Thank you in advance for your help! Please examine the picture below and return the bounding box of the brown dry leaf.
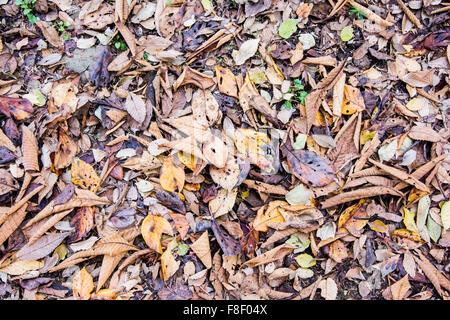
[116,21,137,56]
[215,66,238,98]
[209,188,237,218]
[140,214,173,254]
[190,231,212,269]
[302,56,337,66]
[17,232,70,261]
[173,67,215,91]
[160,156,185,193]
[167,212,189,240]
[400,69,434,87]
[161,238,180,281]
[21,125,39,172]
[283,145,337,187]
[368,159,430,192]
[24,188,110,228]
[318,277,338,300]
[35,20,63,49]
[332,72,346,117]
[243,243,296,267]
[342,85,365,115]
[390,275,411,300]
[0,96,34,120]
[238,73,278,125]
[0,259,44,276]
[413,250,450,298]
[71,158,101,192]
[72,267,94,300]
[408,125,444,143]
[0,205,27,246]
[210,156,241,191]
[107,49,132,72]
[54,129,78,169]
[304,89,325,133]
[82,4,115,30]
[321,187,404,209]
[125,92,146,124]
[70,207,95,242]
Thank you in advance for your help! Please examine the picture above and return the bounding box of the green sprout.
[15,0,39,24]
[282,79,308,110]
[52,20,71,32]
[349,5,366,20]
[112,34,127,51]
[143,52,150,62]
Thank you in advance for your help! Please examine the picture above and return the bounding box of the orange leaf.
[328,239,348,263]
[167,212,190,240]
[70,207,95,242]
[71,158,100,192]
[215,66,238,98]
[160,156,185,192]
[342,85,365,115]
[141,214,173,254]
[161,238,180,281]
[253,201,286,232]
[72,267,94,300]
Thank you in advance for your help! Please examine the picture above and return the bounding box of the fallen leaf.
[72,267,94,300]
[160,156,185,193]
[71,158,101,192]
[140,214,173,254]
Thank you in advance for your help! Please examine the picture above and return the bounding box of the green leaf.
[295,253,316,268]
[278,19,300,39]
[284,100,292,110]
[441,200,450,230]
[287,234,310,253]
[201,0,213,11]
[293,133,307,150]
[177,242,189,256]
[340,26,354,42]
[427,216,441,243]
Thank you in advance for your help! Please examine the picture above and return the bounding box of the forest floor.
[0,0,449,300]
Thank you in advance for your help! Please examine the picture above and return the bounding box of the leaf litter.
[0,0,449,301]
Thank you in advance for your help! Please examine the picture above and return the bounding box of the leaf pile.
[0,0,449,301]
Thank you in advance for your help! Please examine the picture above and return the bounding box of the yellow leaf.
[0,259,44,275]
[368,220,389,233]
[295,253,316,268]
[392,229,423,242]
[161,238,180,281]
[406,97,425,111]
[342,85,365,115]
[253,200,286,232]
[234,128,273,169]
[402,207,419,233]
[91,289,118,300]
[178,151,200,171]
[441,200,450,230]
[72,267,94,300]
[71,158,100,192]
[141,214,173,254]
[328,240,348,263]
[160,156,185,192]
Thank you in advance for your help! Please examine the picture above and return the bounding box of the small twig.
[431,6,450,15]
[395,0,422,28]
[348,0,394,27]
